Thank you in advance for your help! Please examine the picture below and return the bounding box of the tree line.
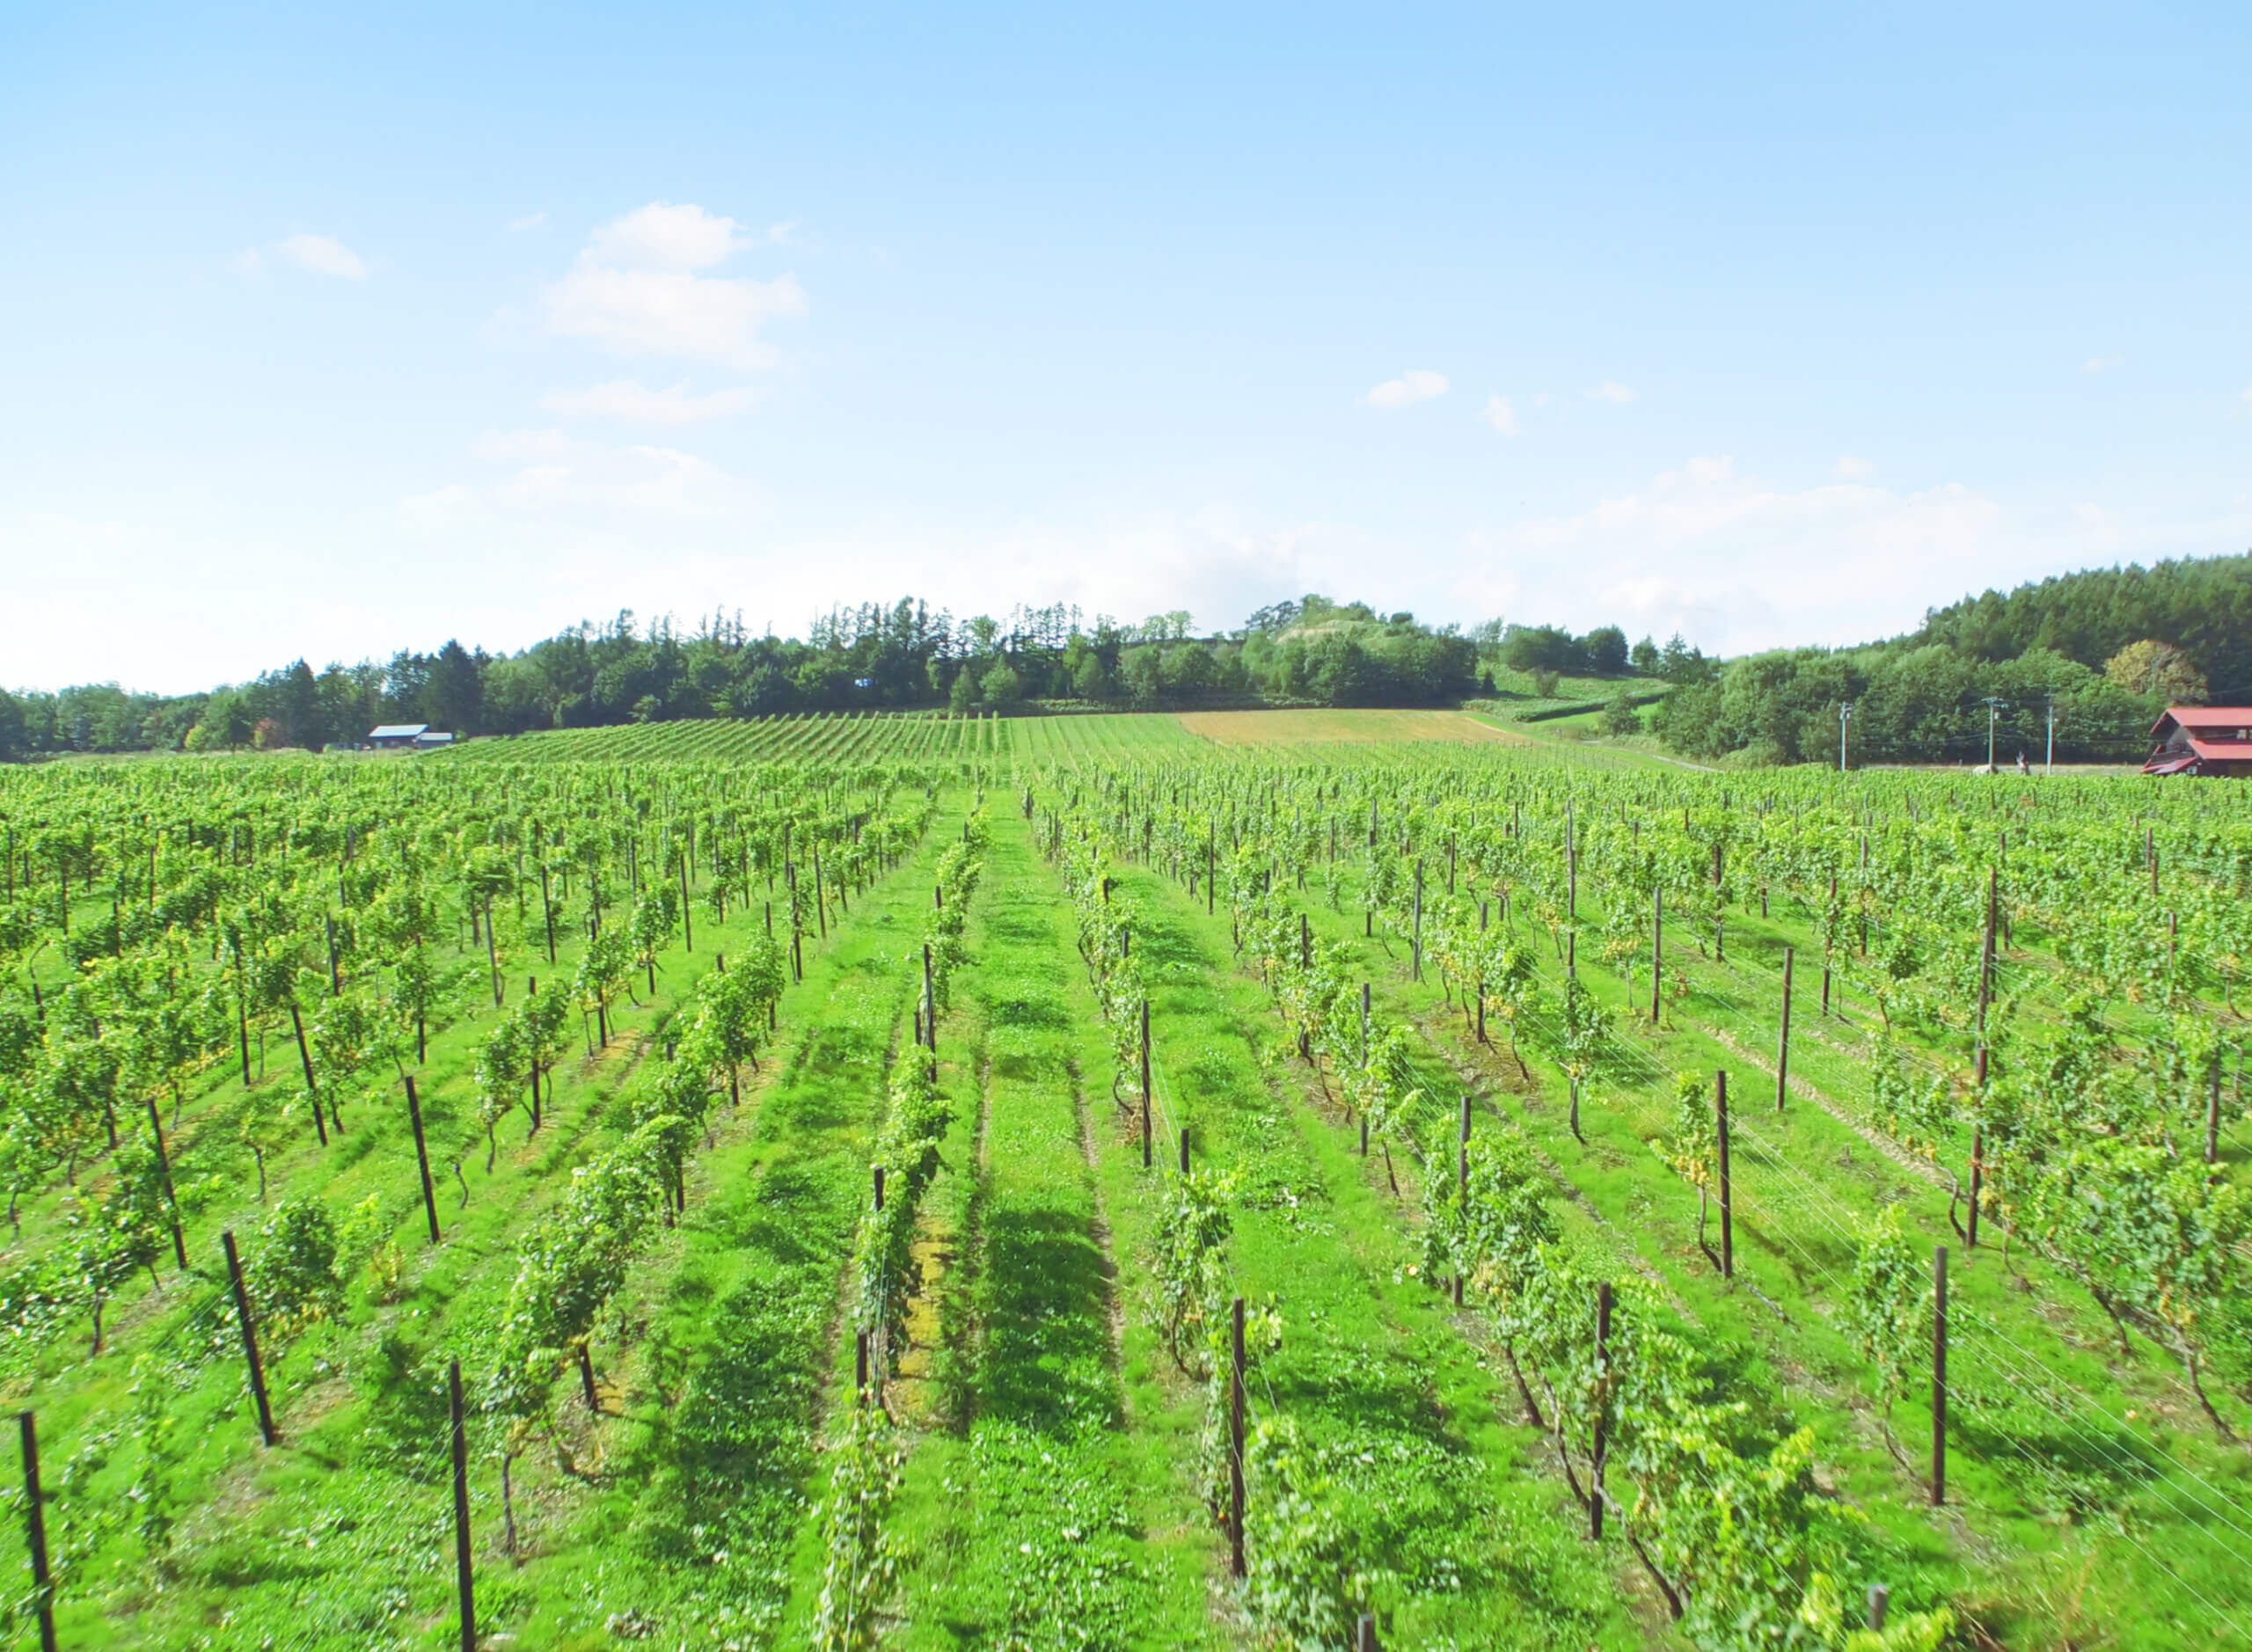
[7,596,1644,757]
[1645,552,2252,764]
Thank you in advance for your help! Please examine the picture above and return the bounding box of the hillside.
[1649,552,2252,766]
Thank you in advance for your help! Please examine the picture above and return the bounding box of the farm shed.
[2142,706,2252,776]
[367,723,428,749]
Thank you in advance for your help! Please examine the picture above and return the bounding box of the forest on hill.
[0,598,1669,758]
[1649,552,2252,764]
[4,553,2245,765]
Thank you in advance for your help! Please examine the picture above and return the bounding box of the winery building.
[2143,707,2252,777]
[366,724,456,751]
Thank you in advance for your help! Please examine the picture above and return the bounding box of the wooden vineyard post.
[922,945,936,1049]
[1970,868,1996,1247]
[540,863,556,963]
[1357,1614,1378,1652]
[223,1231,277,1445]
[1229,1297,1247,1579]
[1776,946,1794,1112]
[1455,1095,1471,1306]
[1931,1246,1948,1507]
[1179,1127,1190,1174]
[1590,1281,1613,1539]
[1476,902,1489,1042]
[144,1098,188,1269]
[813,851,826,940]
[1650,889,1663,1023]
[1967,1129,1983,1250]
[326,913,342,997]
[856,1334,869,1407]
[290,1001,328,1146]
[1716,1072,1733,1279]
[1412,860,1423,981]
[2208,1060,2223,1167]
[1360,983,1370,1070]
[679,858,692,953]
[484,893,501,1007]
[1207,826,1215,916]
[1867,1585,1890,1631]
[406,1078,442,1243]
[1140,999,1153,1169]
[18,1410,55,1652]
[1567,799,1576,922]
[450,1358,476,1652]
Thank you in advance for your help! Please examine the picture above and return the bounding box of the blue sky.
[4,2,2248,692]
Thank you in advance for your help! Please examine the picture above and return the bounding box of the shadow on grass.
[977,1203,1122,1435]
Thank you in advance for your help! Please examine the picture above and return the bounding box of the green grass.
[881,816,1218,1648]
[1285,846,2252,1648]
[9,807,958,1649]
[1090,841,1649,1648]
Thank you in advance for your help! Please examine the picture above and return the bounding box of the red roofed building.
[2143,707,2252,776]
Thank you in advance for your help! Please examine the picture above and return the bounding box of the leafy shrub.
[249,1196,344,1337]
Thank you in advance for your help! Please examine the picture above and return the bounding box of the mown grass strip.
[883,814,1217,1648]
[1087,837,1645,1648]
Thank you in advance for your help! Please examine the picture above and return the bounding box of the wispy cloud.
[1585,381,1637,404]
[404,429,749,522]
[1479,395,1517,436]
[230,232,368,280]
[508,211,548,232]
[2082,355,2122,374]
[540,379,755,425]
[1834,456,1875,479]
[1364,369,1447,411]
[540,201,806,369]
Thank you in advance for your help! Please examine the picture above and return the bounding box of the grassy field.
[5,720,2247,1649]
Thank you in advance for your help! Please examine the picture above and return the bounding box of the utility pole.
[1838,701,1854,773]
[1979,697,2008,772]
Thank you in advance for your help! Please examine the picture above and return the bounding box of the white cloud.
[2082,355,2122,374]
[2241,383,2252,406]
[586,201,746,270]
[1452,454,2066,653]
[404,431,749,523]
[1585,381,1637,404]
[277,234,367,279]
[540,379,756,425]
[470,428,575,462]
[1479,395,1517,436]
[541,201,806,369]
[1365,369,1447,410]
[1833,456,1875,479]
[508,211,548,231]
[231,235,367,279]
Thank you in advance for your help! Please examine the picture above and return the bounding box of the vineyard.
[0,720,2248,1648]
